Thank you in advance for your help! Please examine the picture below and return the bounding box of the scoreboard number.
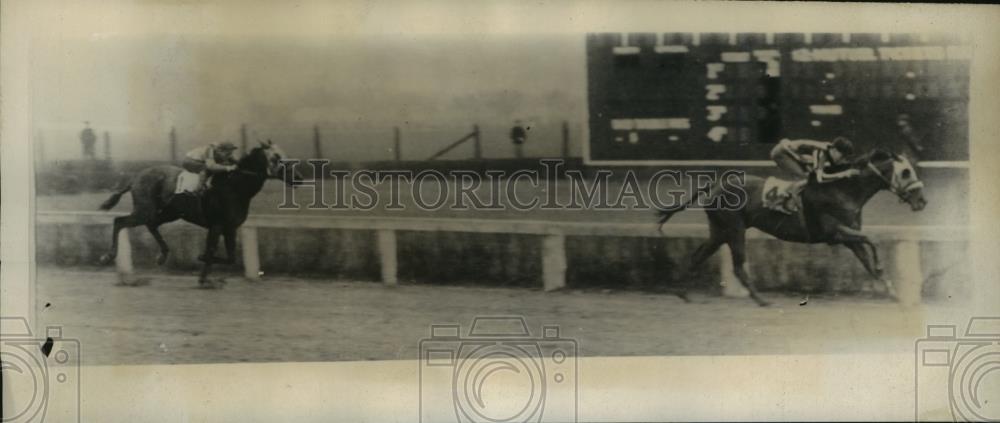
[706,106,728,122]
[705,84,727,100]
[706,63,725,79]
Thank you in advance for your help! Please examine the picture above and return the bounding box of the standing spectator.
[896,113,925,159]
[510,120,527,159]
[80,121,97,159]
[103,131,111,161]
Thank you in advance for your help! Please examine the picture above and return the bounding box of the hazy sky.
[26,1,993,161]
[32,31,587,161]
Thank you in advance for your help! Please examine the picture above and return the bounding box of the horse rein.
[866,161,924,201]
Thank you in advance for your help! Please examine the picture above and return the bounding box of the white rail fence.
[36,211,967,305]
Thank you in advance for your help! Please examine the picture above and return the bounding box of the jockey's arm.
[204,149,236,172]
[815,165,860,183]
[783,138,828,152]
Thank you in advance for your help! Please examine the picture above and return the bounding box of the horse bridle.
[866,159,924,201]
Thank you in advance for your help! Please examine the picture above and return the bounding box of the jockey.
[182,142,239,193]
[171,142,238,221]
[769,136,859,210]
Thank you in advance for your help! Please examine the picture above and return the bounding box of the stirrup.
[784,196,800,213]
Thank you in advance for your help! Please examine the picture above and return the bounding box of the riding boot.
[784,180,807,213]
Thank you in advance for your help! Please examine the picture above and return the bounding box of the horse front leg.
[838,229,895,299]
[844,241,882,279]
[198,225,225,289]
[833,224,882,270]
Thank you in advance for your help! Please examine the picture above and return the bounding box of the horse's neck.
[229,171,268,205]
[827,172,885,208]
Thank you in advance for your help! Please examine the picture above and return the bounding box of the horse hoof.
[881,280,898,300]
[116,276,150,287]
[98,254,115,266]
[198,254,225,264]
[756,299,772,307]
[197,281,222,290]
[157,252,170,266]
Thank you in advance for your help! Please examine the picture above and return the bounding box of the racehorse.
[657,150,927,306]
[97,140,303,288]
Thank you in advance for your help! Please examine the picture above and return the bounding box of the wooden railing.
[36,211,967,305]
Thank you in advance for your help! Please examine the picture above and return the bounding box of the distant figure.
[80,122,97,159]
[510,120,527,159]
[103,131,111,161]
[896,113,925,159]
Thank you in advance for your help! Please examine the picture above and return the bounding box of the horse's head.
[866,149,926,211]
[242,140,305,187]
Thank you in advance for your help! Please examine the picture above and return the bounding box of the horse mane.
[237,146,268,170]
[850,148,896,168]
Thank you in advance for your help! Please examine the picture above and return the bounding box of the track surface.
[38,268,949,366]
[35,172,967,365]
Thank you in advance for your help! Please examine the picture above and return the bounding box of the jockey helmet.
[831,137,854,156]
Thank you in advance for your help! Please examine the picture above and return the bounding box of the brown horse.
[657,150,927,306]
[97,141,302,288]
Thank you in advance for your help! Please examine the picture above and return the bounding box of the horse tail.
[656,207,683,234]
[99,183,131,211]
[656,184,712,234]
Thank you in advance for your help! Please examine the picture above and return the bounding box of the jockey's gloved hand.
[226,165,237,172]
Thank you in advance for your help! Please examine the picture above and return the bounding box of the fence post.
[313,125,323,159]
[116,228,134,284]
[169,126,178,162]
[718,244,750,297]
[542,234,567,291]
[394,126,402,162]
[561,121,570,159]
[894,239,923,306]
[241,226,260,280]
[377,229,398,285]
[240,123,248,153]
[472,124,482,159]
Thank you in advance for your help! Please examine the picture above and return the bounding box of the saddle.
[175,171,202,194]
[762,177,801,215]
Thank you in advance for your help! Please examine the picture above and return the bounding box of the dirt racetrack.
[37,268,954,366]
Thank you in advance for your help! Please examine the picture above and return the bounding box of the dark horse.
[97,141,302,288]
[657,150,927,306]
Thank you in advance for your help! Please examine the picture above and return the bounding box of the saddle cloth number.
[175,171,201,194]
[762,177,795,210]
